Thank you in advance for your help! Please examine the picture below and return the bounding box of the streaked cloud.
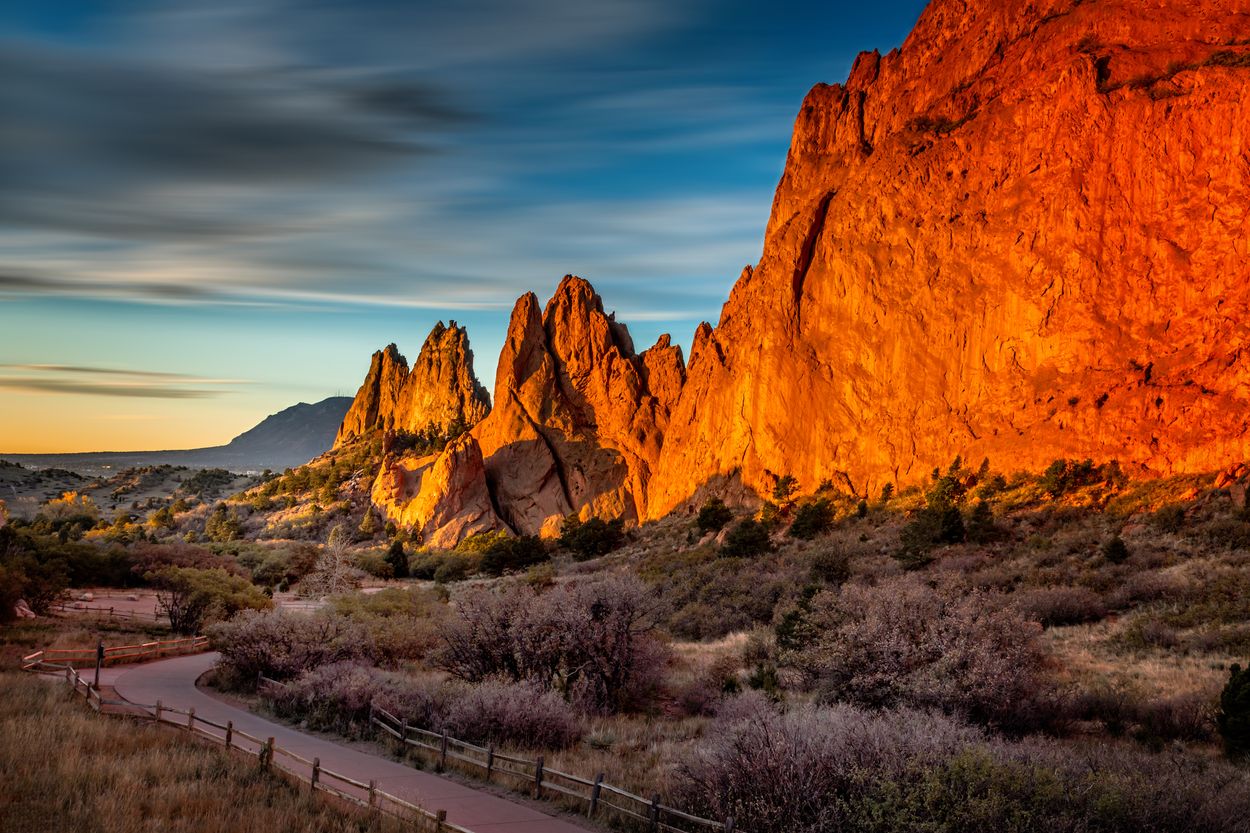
[0,363,248,399]
[0,0,930,451]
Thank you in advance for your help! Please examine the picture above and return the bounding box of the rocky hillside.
[335,321,491,447]
[648,0,1250,515]
[356,0,1250,544]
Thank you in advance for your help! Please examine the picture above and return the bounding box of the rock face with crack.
[647,0,1250,515]
[470,276,684,536]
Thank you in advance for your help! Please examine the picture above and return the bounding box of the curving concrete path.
[104,653,592,833]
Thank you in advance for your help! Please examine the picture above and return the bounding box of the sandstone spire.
[466,276,684,537]
[334,321,490,448]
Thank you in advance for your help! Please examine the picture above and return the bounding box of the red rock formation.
[370,434,507,548]
[335,344,407,447]
[647,0,1250,515]
[471,276,684,536]
[335,321,490,448]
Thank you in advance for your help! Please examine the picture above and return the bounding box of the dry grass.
[0,671,408,833]
[1045,618,1234,697]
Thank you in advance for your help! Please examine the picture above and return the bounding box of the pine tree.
[385,538,409,579]
[1218,663,1250,758]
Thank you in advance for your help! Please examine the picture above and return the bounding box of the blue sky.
[0,0,927,452]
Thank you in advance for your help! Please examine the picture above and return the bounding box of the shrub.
[789,498,834,539]
[558,515,625,560]
[479,534,548,576]
[1013,586,1107,627]
[354,549,394,579]
[796,576,1048,727]
[0,563,26,622]
[129,541,240,577]
[331,587,444,662]
[148,566,271,634]
[1039,458,1101,497]
[897,504,964,566]
[809,544,850,586]
[721,519,771,557]
[433,552,479,583]
[209,609,378,688]
[772,475,798,503]
[444,679,581,749]
[437,575,667,714]
[1151,504,1187,534]
[1133,690,1216,744]
[696,498,733,535]
[204,505,243,542]
[645,548,806,640]
[0,551,69,613]
[1219,663,1250,758]
[455,531,511,555]
[269,661,391,737]
[675,695,984,833]
[676,694,1250,833]
[1102,535,1130,564]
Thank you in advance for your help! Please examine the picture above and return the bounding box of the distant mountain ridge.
[1,397,352,474]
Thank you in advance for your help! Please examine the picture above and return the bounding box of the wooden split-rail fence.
[35,663,475,833]
[365,700,737,833]
[22,635,209,671]
[51,601,167,623]
[258,673,737,833]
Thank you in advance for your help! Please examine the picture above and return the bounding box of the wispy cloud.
[0,364,248,399]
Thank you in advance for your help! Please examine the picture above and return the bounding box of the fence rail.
[22,636,210,671]
[32,663,475,833]
[51,602,167,623]
[367,704,735,833]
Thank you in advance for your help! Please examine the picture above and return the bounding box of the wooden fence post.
[486,744,494,779]
[311,757,320,793]
[435,809,447,832]
[187,707,195,730]
[439,730,448,770]
[589,773,604,817]
[649,793,660,832]
[154,700,162,723]
[225,720,233,749]
[534,755,544,799]
[368,779,376,809]
[724,816,735,833]
[261,737,274,770]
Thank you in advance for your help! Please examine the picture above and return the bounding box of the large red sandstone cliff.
[647,0,1250,515]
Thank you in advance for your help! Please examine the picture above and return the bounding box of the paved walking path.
[104,653,592,833]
